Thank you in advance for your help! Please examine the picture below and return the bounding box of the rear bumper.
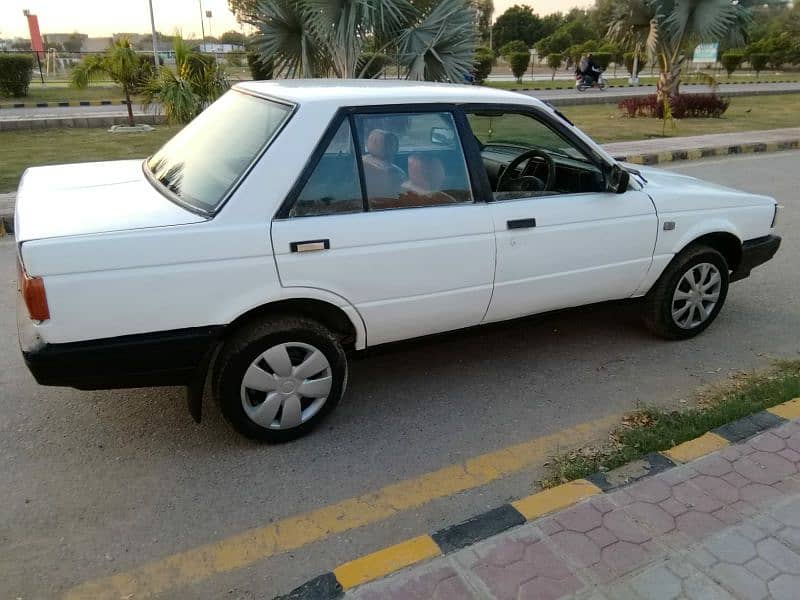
[731,234,781,282]
[20,322,223,390]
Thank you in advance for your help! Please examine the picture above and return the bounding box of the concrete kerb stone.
[276,398,800,599]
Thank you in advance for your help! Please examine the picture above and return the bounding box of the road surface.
[0,152,797,599]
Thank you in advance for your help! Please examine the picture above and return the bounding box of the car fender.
[221,285,368,351]
[663,217,742,257]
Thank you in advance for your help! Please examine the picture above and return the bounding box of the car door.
[462,106,658,323]
[271,109,495,347]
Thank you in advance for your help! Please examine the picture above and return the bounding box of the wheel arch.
[225,295,366,352]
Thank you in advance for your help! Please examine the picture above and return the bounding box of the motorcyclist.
[576,53,601,85]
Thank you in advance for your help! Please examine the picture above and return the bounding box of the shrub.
[499,40,528,59]
[591,52,612,71]
[749,53,769,77]
[546,53,563,80]
[618,94,729,119]
[720,50,745,78]
[357,52,390,79]
[0,53,34,97]
[226,53,244,68]
[623,52,647,76]
[508,51,530,83]
[246,50,273,80]
[472,47,494,84]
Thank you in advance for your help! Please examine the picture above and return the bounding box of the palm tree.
[71,37,152,126]
[143,37,229,125]
[608,0,750,103]
[244,0,478,82]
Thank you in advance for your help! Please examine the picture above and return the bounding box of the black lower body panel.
[23,326,224,390]
[731,234,781,282]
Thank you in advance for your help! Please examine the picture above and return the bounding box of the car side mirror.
[608,164,629,194]
[431,126,455,146]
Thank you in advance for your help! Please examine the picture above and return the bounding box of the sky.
[1,0,594,39]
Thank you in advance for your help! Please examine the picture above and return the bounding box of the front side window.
[147,90,292,214]
[466,110,604,201]
[353,112,474,211]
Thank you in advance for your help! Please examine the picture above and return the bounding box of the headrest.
[366,129,399,160]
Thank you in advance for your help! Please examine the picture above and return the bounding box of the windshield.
[146,90,292,214]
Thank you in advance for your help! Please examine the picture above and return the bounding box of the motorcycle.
[576,70,606,92]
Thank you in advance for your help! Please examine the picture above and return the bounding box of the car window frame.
[458,102,614,202]
[276,103,485,220]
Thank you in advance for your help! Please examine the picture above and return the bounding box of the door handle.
[507,218,537,230]
[290,239,330,253]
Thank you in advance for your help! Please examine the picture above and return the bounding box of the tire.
[643,245,730,340]
[212,316,348,442]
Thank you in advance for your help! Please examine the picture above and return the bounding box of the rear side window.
[289,120,364,218]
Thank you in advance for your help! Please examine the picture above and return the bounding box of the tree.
[63,33,84,53]
[546,52,563,80]
[144,37,229,125]
[624,51,648,76]
[748,52,769,77]
[720,50,745,77]
[245,0,479,82]
[499,40,528,58]
[492,5,543,51]
[608,0,751,104]
[472,46,494,84]
[472,0,494,44]
[70,37,151,126]
[220,30,247,46]
[508,51,530,82]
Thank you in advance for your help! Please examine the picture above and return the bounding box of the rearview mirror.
[431,126,455,146]
[608,164,630,194]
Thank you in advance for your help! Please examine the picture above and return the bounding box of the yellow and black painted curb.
[506,79,800,92]
[0,100,131,109]
[278,398,800,600]
[615,138,800,166]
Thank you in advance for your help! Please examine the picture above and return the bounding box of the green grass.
[1,85,130,104]
[560,94,800,143]
[0,127,180,193]
[540,360,800,488]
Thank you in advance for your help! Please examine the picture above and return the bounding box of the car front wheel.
[644,245,730,340]
[213,317,347,442]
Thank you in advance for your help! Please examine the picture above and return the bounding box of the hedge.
[0,53,34,97]
[619,93,730,119]
[509,51,530,82]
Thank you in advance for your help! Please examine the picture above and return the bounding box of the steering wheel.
[496,149,555,194]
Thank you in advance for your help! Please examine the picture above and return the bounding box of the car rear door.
[271,108,495,347]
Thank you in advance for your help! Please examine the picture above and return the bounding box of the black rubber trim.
[23,326,224,390]
[275,572,343,600]
[432,504,525,554]
[731,234,781,282]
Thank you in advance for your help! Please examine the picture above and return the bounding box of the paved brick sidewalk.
[346,419,800,600]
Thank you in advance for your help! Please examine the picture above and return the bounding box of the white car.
[15,80,781,442]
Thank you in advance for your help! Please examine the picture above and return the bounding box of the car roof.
[234,79,545,109]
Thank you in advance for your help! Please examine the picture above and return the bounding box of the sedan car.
[15,80,781,442]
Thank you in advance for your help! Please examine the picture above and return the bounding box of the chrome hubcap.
[240,342,332,430]
[671,262,722,329]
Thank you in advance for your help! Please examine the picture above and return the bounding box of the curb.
[0,100,131,109]
[278,397,800,599]
[614,138,800,166]
[504,80,799,93]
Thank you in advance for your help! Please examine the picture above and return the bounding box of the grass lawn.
[560,94,800,143]
[0,126,180,193]
[1,86,131,104]
[540,360,800,488]
[1,94,798,193]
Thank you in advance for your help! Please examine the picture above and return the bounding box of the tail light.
[17,254,50,321]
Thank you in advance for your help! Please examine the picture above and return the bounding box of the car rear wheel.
[213,317,347,442]
[644,245,730,340]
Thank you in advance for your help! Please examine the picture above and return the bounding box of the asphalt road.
[1,82,799,120]
[1,152,798,599]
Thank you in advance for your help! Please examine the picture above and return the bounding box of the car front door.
[271,108,495,347]
[463,106,658,323]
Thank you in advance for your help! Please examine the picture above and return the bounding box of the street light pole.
[147,0,158,66]
[198,0,207,51]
